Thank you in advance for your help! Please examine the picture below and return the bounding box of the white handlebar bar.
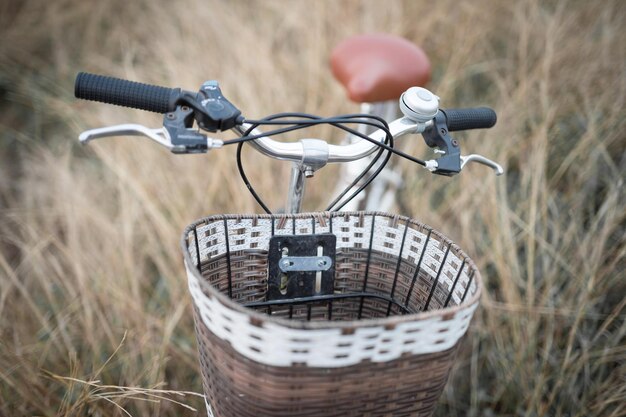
[234,117,428,164]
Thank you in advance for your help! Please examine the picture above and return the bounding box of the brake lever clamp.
[421,112,462,176]
[163,105,223,154]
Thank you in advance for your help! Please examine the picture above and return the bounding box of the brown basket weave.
[181,212,481,417]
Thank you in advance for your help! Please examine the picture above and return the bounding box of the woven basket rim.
[180,211,482,331]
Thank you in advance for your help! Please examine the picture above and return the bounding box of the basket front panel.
[186,261,476,367]
[193,302,461,417]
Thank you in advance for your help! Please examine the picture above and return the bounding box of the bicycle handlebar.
[235,117,423,164]
[75,72,185,114]
[74,72,502,175]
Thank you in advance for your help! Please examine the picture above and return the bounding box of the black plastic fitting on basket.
[74,72,183,114]
[442,107,497,131]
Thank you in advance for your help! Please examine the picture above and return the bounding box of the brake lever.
[78,106,224,154]
[79,124,172,147]
[424,153,503,176]
[460,154,503,175]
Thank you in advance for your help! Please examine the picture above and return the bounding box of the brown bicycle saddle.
[331,33,431,103]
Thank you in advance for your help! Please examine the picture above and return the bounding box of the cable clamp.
[299,138,329,177]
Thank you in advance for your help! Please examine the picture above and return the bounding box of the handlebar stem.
[286,163,307,213]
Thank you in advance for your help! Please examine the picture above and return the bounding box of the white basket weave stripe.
[196,220,227,261]
[440,252,462,289]
[422,239,447,277]
[371,218,407,255]
[187,261,477,368]
[333,214,373,249]
[451,261,471,306]
[193,216,454,268]
[226,219,255,252]
[401,225,429,264]
[294,217,314,235]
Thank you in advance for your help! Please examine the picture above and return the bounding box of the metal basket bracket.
[267,234,336,300]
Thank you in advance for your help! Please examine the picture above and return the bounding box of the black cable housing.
[232,113,398,213]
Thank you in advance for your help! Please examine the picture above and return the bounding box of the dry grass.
[0,0,624,416]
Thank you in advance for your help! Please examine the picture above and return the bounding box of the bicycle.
[74,34,503,417]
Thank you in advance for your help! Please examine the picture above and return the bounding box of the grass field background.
[0,0,624,416]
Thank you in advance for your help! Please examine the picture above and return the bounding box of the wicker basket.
[181,212,481,417]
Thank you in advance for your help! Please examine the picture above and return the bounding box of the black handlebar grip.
[74,72,182,114]
[442,107,497,131]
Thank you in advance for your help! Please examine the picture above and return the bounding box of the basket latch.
[267,234,336,300]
